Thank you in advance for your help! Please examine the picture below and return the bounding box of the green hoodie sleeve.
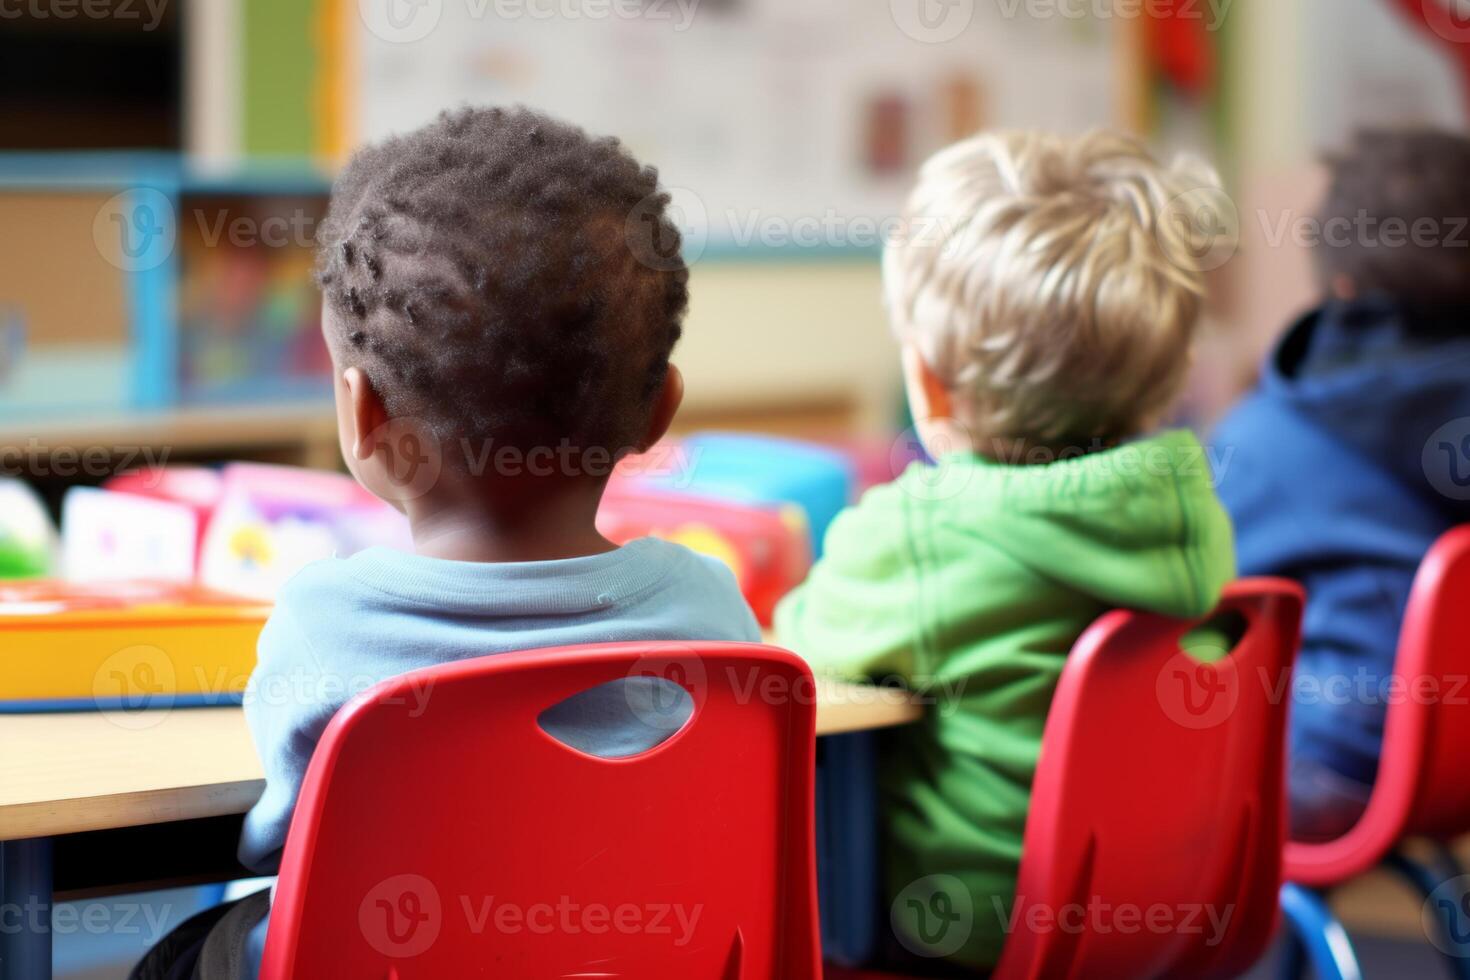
[774,482,926,684]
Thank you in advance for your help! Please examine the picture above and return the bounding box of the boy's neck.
[402,477,617,563]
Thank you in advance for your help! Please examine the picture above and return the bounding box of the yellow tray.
[0,580,269,711]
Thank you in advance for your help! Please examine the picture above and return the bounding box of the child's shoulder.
[621,537,761,640]
[812,476,922,575]
[635,536,746,598]
[273,551,367,608]
[257,554,376,651]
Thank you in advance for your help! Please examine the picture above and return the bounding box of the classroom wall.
[1302,0,1465,150]
[1220,0,1467,409]
[1233,0,1464,170]
[676,261,900,430]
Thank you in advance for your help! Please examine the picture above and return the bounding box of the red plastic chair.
[993,578,1300,979]
[1281,525,1470,977]
[260,642,822,979]
[828,579,1303,979]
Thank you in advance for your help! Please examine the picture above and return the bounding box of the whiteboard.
[357,0,1123,248]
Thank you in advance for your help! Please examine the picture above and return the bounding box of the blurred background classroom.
[0,0,1466,452]
[1,0,1464,474]
[1,1,1468,976]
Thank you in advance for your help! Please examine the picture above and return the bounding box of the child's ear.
[1330,274,1357,301]
[343,367,389,462]
[902,344,977,458]
[902,345,955,421]
[638,363,684,451]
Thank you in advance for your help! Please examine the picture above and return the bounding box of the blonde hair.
[884,129,1223,449]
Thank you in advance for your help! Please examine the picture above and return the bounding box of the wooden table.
[0,684,921,978]
[0,683,918,842]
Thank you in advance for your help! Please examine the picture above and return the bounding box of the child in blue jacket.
[1213,129,1470,841]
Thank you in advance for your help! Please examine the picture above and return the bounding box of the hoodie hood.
[906,429,1235,618]
[1260,296,1470,520]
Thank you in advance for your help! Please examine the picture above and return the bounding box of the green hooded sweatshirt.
[774,430,1235,969]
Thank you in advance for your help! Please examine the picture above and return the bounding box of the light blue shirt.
[238,537,760,872]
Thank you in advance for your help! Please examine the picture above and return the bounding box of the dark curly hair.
[317,105,689,457]
[1315,128,1470,311]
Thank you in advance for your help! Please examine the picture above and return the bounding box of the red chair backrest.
[1387,524,1470,836]
[260,642,821,979]
[994,580,1302,980]
[1285,525,1470,885]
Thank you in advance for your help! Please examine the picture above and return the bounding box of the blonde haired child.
[776,130,1236,971]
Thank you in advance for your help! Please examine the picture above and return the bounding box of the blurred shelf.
[0,399,887,485]
[0,400,340,469]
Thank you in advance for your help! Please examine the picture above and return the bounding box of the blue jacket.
[1212,297,1470,784]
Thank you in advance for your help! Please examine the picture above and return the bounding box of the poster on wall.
[354,0,1122,250]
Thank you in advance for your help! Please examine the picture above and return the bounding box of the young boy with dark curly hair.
[130,105,758,979]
